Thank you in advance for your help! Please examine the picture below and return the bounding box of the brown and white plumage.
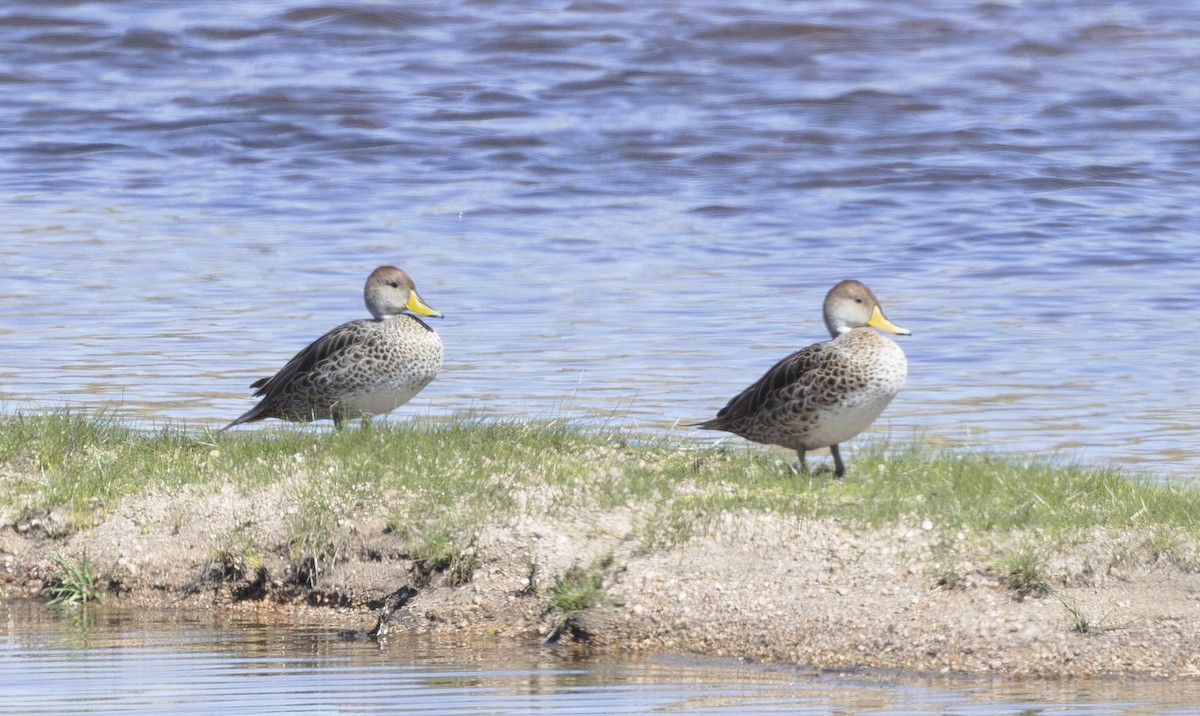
[695,279,910,478]
[223,266,443,430]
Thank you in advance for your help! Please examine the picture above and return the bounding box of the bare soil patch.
[4,484,1200,679]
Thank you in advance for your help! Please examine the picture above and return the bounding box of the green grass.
[997,543,1051,598]
[47,550,101,607]
[402,523,480,587]
[1051,590,1093,634]
[548,556,610,615]
[545,554,613,643]
[2,412,1199,558]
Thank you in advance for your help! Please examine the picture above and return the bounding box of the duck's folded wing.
[251,320,368,398]
[711,342,834,423]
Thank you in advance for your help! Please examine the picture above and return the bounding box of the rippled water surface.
[2,1,1200,473]
[1,602,1198,716]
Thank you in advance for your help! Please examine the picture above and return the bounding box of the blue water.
[2,602,1198,715]
[2,1,1199,473]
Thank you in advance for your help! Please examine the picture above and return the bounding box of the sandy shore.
[3,481,1199,679]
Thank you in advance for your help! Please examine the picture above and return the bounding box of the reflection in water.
[3,601,1200,715]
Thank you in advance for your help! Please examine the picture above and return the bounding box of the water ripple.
[1,0,1200,473]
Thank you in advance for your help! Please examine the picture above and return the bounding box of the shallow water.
[2,601,1199,715]
[2,1,1200,474]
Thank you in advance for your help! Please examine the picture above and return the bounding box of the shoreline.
[4,415,1200,680]
[4,491,1200,680]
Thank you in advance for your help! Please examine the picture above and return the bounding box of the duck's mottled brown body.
[696,279,909,477]
[224,266,443,429]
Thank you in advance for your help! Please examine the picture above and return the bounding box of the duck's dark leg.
[789,448,808,475]
[830,444,846,478]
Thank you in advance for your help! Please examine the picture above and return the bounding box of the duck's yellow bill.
[868,305,910,335]
[407,290,444,318]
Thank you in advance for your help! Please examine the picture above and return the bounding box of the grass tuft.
[47,550,101,607]
[1051,590,1093,634]
[997,545,1051,598]
[545,554,613,644]
[407,525,479,587]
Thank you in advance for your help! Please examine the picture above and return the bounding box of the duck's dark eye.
[389,281,400,288]
[855,298,864,303]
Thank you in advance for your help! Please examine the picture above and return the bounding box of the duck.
[694,279,909,478]
[223,265,443,430]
